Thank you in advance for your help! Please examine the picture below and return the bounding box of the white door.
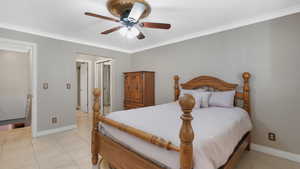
[103,64,111,107]
[80,63,88,112]
[97,62,103,113]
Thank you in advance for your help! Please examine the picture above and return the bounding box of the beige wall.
[131,13,300,154]
[0,28,131,132]
[0,50,30,121]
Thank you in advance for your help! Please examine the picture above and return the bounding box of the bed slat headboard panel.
[174,72,251,114]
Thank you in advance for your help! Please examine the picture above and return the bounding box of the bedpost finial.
[243,72,251,80]
[93,88,101,113]
[174,75,180,101]
[93,88,101,97]
[179,94,195,112]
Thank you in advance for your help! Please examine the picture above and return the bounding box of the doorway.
[76,61,90,113]
[95,59,113,114]
[0,50,31,130]
[0,38,37,137]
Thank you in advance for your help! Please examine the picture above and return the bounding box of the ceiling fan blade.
[128,2,146,21]
[140,22,171,29]
[101,26,123,34]
[137,32,145,40]
[85,12,119,23]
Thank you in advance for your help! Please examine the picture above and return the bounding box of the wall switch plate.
[66,83,71,89]
[268,132,276,141]
[43,83,48,89]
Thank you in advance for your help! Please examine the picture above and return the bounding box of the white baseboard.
[252,144,300,163]
[35,125,77,137]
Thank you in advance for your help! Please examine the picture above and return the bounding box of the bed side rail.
[98,115,180,152]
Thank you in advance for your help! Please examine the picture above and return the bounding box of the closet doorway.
[76,60,91,113]
[95,59,113,114]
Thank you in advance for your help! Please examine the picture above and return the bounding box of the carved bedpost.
[174,75,180,101]
[242,72,251,150]
[179,94,195,169]
[242,72,251,114]
[91,88,101,165]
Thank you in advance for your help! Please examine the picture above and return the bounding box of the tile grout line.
[0,137,3,162]
[31,137,41,169]
[56,129,84,169]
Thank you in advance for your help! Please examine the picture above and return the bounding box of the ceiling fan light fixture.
[119,26,140,39]
[85,0,170,40]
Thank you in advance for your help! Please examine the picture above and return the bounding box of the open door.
[103,64,111,108]
[80,62,88,112]
[95,60,112,114]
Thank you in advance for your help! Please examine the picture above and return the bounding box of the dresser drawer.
[124,103,146,110]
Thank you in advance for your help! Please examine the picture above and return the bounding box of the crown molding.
[130,5,300,53]
[0,23,132,54]
[0,5,299,54]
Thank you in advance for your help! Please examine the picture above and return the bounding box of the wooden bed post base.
[179,94,195,169]
[92,88,101,165]
[246,133,251,151]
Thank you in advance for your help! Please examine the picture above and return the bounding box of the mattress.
[100,102,252,169]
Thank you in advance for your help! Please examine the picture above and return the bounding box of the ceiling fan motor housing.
[120,10,138,27]
[106,0,151,20]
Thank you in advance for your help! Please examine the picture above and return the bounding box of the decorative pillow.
[198,92,211,108]
[209,90,236,108]
[180,89,202,109]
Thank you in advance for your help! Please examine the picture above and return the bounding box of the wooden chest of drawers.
[124,71,155,110]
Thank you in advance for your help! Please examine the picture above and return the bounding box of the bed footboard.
[91,88,196,169]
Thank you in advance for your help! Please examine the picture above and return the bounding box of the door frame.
[76,59,92,113]
[95,58,113,113]
[0,37,38,137]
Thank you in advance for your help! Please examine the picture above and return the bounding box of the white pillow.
[196,88,207,92]
[209,90,236,108]
[180,89,202,109]
[198,92,211,108]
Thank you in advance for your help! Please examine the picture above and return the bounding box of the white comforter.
[101,102,252,169]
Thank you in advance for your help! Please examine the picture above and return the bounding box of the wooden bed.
[91,72,251,169]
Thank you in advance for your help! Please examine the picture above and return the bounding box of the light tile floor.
[0,112,300,169]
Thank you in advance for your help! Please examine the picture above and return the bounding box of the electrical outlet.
[51,116,58,124]
[268,132,276,141]
[50,113,59,125]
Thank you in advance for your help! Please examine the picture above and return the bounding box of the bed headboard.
[174,72,251,114]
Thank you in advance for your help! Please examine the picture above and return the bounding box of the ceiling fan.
[85,0,171,40]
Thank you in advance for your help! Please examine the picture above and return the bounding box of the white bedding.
[101,102,252,169]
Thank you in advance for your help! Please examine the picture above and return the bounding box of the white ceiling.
[0,0,300,53]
